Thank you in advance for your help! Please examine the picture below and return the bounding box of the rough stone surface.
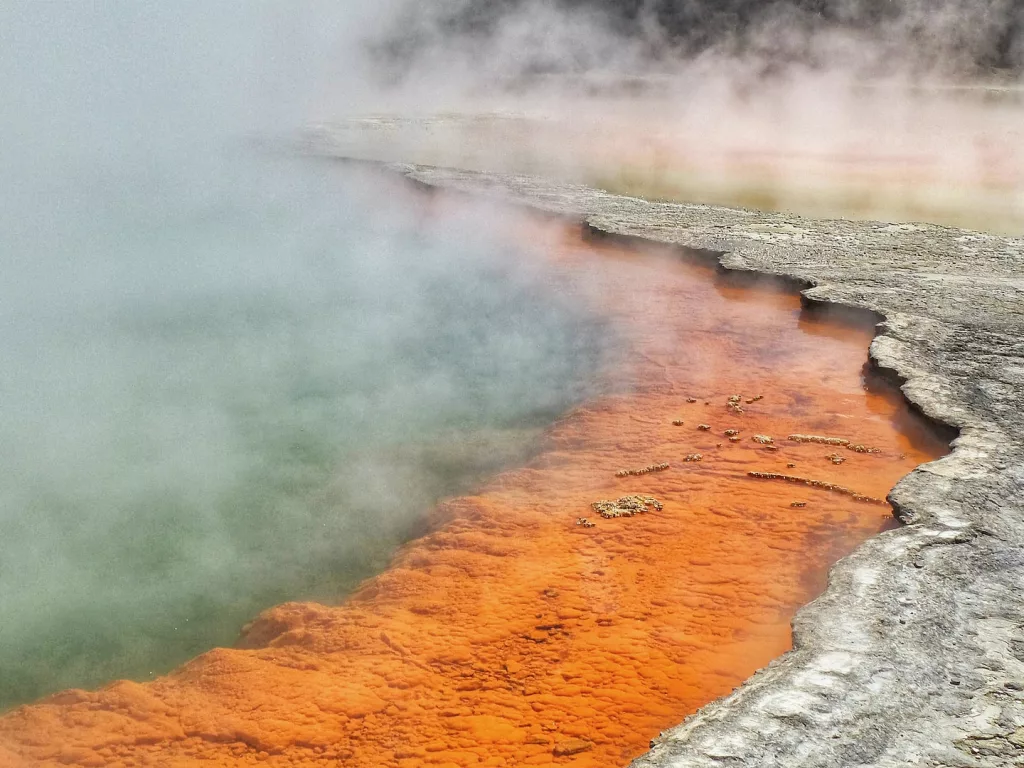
[378,162,1024,768]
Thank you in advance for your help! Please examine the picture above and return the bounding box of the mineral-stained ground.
[0,206,952,766]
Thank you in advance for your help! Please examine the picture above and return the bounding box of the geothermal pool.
[0,154,614,711]
[0,185,948,767]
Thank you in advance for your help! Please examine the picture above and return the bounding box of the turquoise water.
[0,150,613,709]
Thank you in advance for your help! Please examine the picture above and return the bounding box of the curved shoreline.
[378,161,1024,766]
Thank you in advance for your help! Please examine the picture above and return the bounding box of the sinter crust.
[388,163,1024,767]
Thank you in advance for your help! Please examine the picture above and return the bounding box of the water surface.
[0,153,613,709]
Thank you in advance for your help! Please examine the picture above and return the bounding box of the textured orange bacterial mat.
[0,222,948,768]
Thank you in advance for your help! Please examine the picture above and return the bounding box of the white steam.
[311,0,1024,234]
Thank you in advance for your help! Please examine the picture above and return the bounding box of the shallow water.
[0,154,614,710]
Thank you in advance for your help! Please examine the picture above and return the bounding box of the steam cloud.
[317,0,1024,235]
[372,0,1024,80]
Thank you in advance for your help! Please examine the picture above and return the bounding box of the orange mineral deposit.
[0,217,949,768]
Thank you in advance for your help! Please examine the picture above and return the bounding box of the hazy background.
[323,0,1024,234]
[372,0,1024,82]
[0,2,615,708]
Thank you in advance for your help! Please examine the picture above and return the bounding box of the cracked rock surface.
[381,163,1024,767]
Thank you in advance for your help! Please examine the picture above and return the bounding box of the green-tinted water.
[0,152,613,709]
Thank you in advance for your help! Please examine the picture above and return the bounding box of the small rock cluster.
[590,495,664,519]
[848,443,882,453]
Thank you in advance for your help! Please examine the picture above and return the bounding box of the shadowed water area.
[0,204,950,767]
[0,156,615,710]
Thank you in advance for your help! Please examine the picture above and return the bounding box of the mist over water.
[0,4,615,708]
